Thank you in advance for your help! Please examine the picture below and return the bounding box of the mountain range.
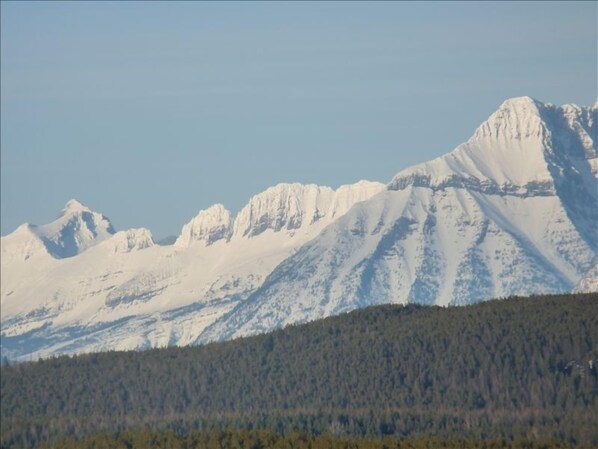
[1,96,597,360]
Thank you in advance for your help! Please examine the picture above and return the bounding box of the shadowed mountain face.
[1,97,597,360]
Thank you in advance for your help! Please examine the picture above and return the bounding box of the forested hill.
[1,293,597,448]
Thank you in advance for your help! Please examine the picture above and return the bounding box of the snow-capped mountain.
[197,97,597,342]
[1,97,596,360]
[1,181,385,359]
[1,199,115,263]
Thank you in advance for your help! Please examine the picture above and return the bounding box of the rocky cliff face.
[175,204,234,247]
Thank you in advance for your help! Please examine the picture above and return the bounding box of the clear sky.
[1,2,596,238]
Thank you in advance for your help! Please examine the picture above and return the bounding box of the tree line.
[40,427,589,449]
[1,293,597,448]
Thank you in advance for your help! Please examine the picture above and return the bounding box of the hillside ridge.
[2,293,597,448]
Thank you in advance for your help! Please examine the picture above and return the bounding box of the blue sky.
[1,1,596,238]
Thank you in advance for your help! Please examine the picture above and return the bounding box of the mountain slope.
[200,97,597,342]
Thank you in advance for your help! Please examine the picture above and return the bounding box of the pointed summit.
[60,199,91,217]
[498,96,543,111]
[472,96,548,143]
[389,97,565,191]
[38,200,115,258]
[2,200,116,261]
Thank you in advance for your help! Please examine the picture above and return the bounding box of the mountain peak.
[39,200,115,258]
[175,203,233,247]
[61,199,90,216]
[105,228,154,253]
[389,98,597,192]
[473,96,548,142]
[498,96,543,111]
[1,200,115,261]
